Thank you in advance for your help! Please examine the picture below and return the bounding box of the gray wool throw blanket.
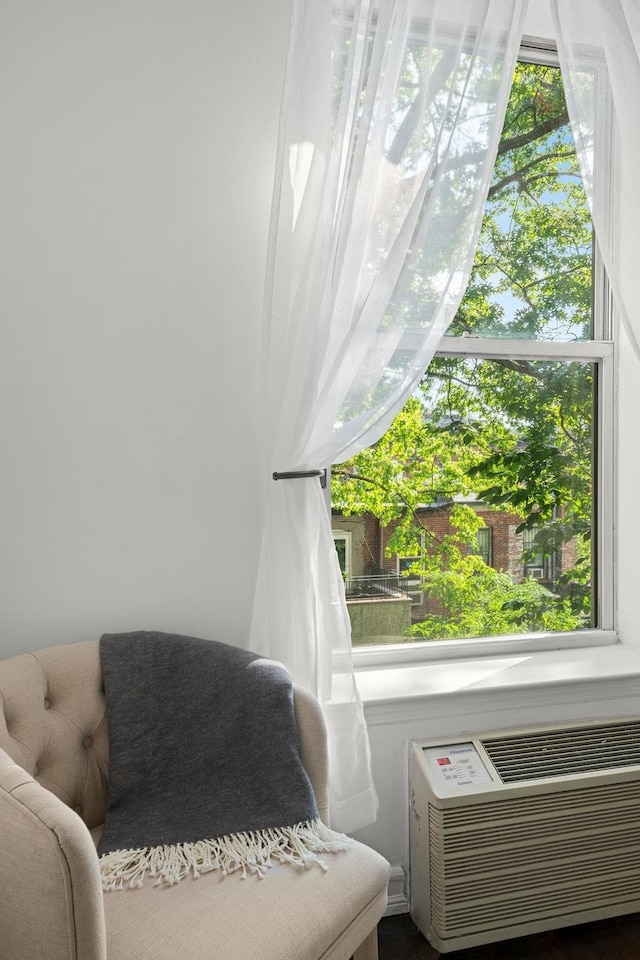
[97,630,349,890]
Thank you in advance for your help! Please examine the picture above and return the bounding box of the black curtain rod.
[272,469,324,480]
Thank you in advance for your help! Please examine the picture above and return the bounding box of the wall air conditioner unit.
[409,718,640,953]
[529,567,545,579]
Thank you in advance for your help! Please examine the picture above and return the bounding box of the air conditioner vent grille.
[482,720,640,782]
[427,778,640,937]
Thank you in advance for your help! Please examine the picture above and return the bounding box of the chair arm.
[293,685,330,825]
[0,747,106,960]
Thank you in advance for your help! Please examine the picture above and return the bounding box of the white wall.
[0,0,291,656]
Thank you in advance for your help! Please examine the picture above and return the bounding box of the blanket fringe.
[99,819,351,890]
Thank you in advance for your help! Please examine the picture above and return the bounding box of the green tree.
[333,62,593,641]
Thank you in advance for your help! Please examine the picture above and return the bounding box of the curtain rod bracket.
[273,469,327,487]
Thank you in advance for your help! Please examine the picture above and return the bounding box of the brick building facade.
[332,503,579,625]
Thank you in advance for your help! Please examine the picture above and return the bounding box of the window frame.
[396,531,427,605]
[333,530,353,578]
[348,38,618,668]
[351,338,616,667]
[473,525,493,569]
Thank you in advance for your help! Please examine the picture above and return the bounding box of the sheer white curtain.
[251,0,526,833]
[553,0,640,356]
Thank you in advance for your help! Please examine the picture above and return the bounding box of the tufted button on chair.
[0,641,389,960]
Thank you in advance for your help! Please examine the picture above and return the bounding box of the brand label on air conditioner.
[423,742,493,787]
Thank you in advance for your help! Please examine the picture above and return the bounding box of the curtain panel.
[251,0,526,833]
[553,0,640,359]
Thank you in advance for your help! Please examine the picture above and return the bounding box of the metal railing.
[344,575,411,600]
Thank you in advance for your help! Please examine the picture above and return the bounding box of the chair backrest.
[0,641,109,829]
[0,639,330,829]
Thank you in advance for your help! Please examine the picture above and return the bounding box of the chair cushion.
[102,839,390,960]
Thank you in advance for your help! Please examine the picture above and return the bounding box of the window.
[332,45,613,648]
[333,531,352,578]
[522,526,545,579]
[397,532,426,605]
[472,527,493,569]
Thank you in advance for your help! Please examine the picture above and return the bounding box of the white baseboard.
[384,864,408,916]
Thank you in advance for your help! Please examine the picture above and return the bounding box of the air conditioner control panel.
[422,742,493,788]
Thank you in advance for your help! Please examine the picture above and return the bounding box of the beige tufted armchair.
[0,641,389,960]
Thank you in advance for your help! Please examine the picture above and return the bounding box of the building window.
[472,527,493,568]
[522,527,546,580]
[397,556,423,604]
[333,531,351,578]
[332,45,613,647]
[397,533,426,605]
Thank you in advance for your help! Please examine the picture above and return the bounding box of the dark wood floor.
[377,912,640,960]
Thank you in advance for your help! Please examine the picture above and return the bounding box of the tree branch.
[497,110,569,156]
[332,470,451,547]
[487,150,575,199]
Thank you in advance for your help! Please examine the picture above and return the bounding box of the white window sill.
[352,628,618,669]
[354,640,640,714]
